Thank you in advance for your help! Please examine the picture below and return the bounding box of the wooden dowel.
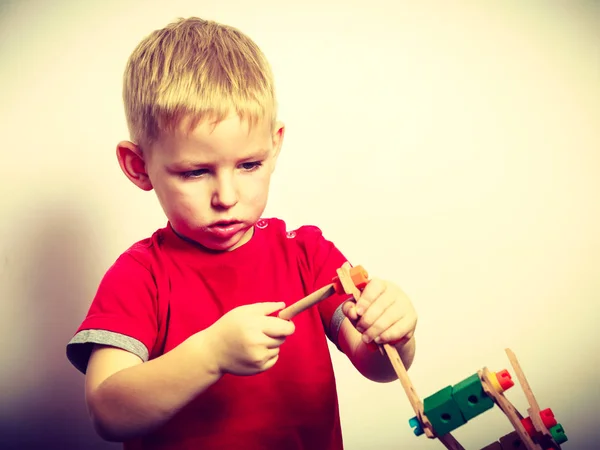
[278,284,336,320]
[480,368,542,450]
[335,263,465,448]
[382,343,424,420]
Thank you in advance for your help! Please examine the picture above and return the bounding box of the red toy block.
[496,369,514,391]
[521,408,558,438]
[520,417,535,437]
[539,408,557,428]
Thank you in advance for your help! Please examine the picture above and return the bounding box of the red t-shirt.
[67,218,351,450]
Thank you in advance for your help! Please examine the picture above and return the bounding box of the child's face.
[144,114,284,252]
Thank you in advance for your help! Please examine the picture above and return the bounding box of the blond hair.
[123,17,277,147]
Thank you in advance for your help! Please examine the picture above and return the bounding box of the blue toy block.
[408,416,424,436]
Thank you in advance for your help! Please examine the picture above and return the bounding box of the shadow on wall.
[0,201,118,450]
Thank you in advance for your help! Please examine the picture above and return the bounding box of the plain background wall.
[1,0,598,449]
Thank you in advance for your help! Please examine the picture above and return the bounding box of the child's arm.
[85,301,294,442]
[86,331,220,441]
[337,318,416,383]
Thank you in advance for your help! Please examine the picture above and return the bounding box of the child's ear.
[116,141,153,191]
[270,121,285,171]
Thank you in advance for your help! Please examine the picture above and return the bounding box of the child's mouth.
[212,220,240,228]
[208,220,245,239]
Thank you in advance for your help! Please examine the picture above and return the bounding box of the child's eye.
[240,161,263,171]
[180,169,209,179]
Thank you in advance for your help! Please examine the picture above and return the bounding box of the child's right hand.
[205,302,295,376]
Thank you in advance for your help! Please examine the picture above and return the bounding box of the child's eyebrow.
[242,148,271,160]
[227,147,272,162]
[170,148,271,169]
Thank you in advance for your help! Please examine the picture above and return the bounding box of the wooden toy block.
[536,433,563,450]
[451,372,494,421]
[480,442,503,450]
[499,431,523,449]
[423,386,466,436]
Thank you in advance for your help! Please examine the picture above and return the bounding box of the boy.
[66,17,417,450]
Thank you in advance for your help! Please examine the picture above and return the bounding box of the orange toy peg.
[332,265,369,294]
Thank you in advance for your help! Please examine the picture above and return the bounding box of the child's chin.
[201,232,247,252]
[206,241,238,252]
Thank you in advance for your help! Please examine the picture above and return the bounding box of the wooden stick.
[335,266,426,421]
[480,367,542,450]
[504,349,559,448]
[505,349,541,414]
[505,350,544,430]
[381,343,427,426]
[438,432,466,450]
[335,263,464,448]
[278,284,336,320]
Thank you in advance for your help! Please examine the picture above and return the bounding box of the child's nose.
[212,179,238,208]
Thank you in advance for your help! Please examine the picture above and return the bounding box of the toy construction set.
[277,263,568,450]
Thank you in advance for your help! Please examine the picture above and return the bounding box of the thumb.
[341,299,358,321]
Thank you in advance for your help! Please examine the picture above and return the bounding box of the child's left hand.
[341,278,417,345]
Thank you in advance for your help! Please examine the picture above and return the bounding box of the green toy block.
[451,372,494,421]
[423,385,466,436]
[549,423,568,444]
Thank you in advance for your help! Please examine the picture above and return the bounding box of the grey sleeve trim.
[66,329,149,375]
[328,301,349,352]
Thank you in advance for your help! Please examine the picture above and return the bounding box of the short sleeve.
[66,252,159,374]
[295,225,351,350]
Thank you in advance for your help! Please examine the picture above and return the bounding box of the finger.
[371,316,415,345]
[356,293,394,333]
[386,332,414,346]
[263,347,281,360]
[355,290,395,334]
[341,299,358,321]
[355,278,386,316]
[356,289,400,333]
[264,336,287,349]
[262,353,280,371]
[250,348,281,371]
[253,301,287,316]
[262,316,296,338]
